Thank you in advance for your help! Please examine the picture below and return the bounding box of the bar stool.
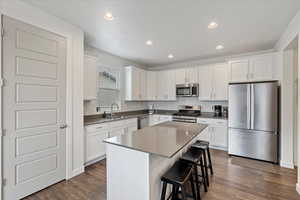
[180,147,208,200]
[160,161,197,200]
[192,140,213,175]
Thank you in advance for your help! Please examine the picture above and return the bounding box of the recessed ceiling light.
[216,45,224,50]
[146,40,153,46]
[104,12,114,21]
[208,22,218,29]
[168,54,174,59]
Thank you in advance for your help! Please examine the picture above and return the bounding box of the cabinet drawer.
[85,131,108,162]
[85,123,109,133]
[197,118,227,126]
[212,120,228,127]
[123,118,137,126]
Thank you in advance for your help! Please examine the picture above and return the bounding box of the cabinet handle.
[96,127,103,129]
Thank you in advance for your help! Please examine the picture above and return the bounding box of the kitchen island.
[104,121,207,200]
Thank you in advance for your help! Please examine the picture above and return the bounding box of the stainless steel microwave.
[176,83,199,97]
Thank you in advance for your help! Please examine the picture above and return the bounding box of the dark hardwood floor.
[24,149,300,200]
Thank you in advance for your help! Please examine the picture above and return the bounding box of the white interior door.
[2,16,67,199]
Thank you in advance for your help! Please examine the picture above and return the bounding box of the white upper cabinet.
[198,65,213,100]
[147,71,157,100]
[84,55,98,101]
[175,67,198,84]
[250,55,273,81]
[229,59,249,82]
[198,63,229,101]
[175,68,186,84]
[157,70,176,101]
[140,69,148,100]
[125,66,147,101]
[229,53,277,83]
[213,63,229,101]
[186,67,198,83]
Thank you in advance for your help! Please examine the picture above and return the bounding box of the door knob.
[60,124,68,129]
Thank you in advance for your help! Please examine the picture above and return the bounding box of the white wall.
[0,0,85,190]
[84,45,148,116]
[275,9,300,193]
[293,47,298,166]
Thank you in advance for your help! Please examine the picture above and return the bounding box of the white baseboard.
[210,146,228,152]
[84,155,106,167]
[296,183,300,194]
[72,166,84,177]
[280,160,294,169]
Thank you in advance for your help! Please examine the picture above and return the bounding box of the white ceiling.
[24,0,300,67]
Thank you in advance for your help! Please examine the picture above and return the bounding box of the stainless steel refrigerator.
[228,81,278,163]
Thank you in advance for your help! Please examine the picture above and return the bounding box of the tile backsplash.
[147,97,228,112]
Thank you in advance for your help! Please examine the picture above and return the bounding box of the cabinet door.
[127,125,138,134]
[140,69,147,100]
[186,67,198,83]
[109,128,125,138]
[156,72,166,100]
[157,70,175,100]
[175,68,186,84]
[198,126,210,142]
[149,115,160,126]
[198,65,213,100]
[85,130,108,162]
[210,126,228,148]
[229,60,249,82]
[84,55,97,100]
[147,71,157,100]
[250,55,273,81]
[213,63,229,101]
[166,70,176,100]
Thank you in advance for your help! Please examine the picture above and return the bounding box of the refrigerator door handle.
[250,84,254,129]
[247,84,251,129]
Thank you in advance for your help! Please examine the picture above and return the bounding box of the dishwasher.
[138,115,149,129]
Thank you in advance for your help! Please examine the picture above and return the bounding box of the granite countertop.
[84,110,227,126]
[104,121,208,158]
[84,110,177,126]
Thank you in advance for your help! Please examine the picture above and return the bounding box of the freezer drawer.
[228,128,278,163]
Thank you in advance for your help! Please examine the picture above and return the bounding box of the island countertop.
[104,121,208,158]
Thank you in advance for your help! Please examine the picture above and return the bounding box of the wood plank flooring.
[24,149,300,200]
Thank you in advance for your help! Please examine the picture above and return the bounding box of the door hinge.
[2,178,7,186]
[1,129,6,137]
[0,78,6,87]
[1,26,4,38]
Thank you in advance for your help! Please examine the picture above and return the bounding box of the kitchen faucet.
[110,103,119,118]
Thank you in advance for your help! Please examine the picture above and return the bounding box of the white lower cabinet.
[85,118,137,165]
[149,115,172,126]
[197,118,228,151]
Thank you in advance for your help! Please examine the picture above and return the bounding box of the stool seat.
[192,141,209,149]
[161,161,193,185]
[180,147,202,163]
[195,140,209,145]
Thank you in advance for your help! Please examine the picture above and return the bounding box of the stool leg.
[160,182,167,200]
[202,151,209,187]
[181,185,187,200]
[193,166,201,200]
[207,148,213,175]
[199,156,208,192]
[189,175,198,200]
[172,185,178,200]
